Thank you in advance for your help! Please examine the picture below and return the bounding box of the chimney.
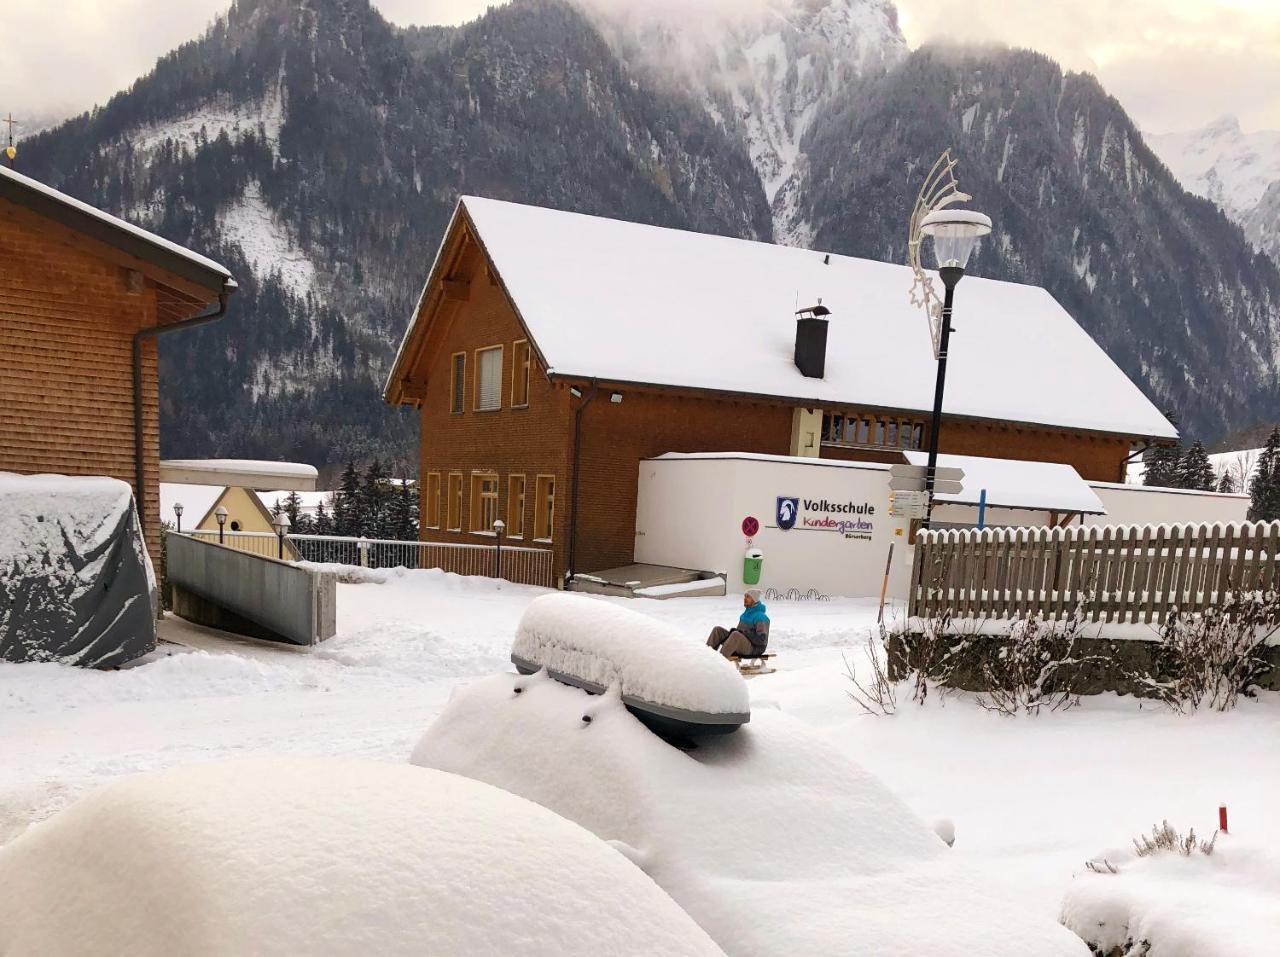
[794,301,831,379]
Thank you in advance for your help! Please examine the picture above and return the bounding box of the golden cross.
[2,112,19,143]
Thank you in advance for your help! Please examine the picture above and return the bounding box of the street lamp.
[493,519,506,579]
[917,205,991,527]
[172,502,184,533]
[273,513,291,560]
[214,506,228,545]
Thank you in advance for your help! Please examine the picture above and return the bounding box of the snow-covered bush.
[844,638,898,714]
[411,671,1087,956]
[0,758,727,957]
[1062,828,1277,956]
[975,612,1103,716]
[1136,590,1280,712]
[1131,820,1217,858]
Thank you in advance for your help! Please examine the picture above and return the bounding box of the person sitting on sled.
[706,589,770,659]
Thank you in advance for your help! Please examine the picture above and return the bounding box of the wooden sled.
[731,653,776,677]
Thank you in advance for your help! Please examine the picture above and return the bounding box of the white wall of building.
[633,457,1256,601]
[635,454,909,599]
[1083,482,1249,527]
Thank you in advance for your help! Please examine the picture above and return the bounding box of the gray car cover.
[1,473,157,668]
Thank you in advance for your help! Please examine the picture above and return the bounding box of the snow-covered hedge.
[0,758,727,957]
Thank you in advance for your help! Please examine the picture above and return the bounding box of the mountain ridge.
[14,0,1280,467]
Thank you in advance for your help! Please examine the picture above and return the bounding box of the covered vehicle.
[412,671,1087,956]
[511,592,750,738]
[0,473,155,667]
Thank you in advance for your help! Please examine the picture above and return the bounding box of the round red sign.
[741,516,760,537]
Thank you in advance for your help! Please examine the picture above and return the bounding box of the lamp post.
[215,506,228,544]
[917,207,991,528]
[173,502,184,534]
[273,513,291,560]
[493,519,506,580]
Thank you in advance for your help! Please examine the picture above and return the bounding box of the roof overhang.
[0,165,236,300]
[159,460,318,492]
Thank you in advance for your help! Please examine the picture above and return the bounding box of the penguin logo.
[776,497,799,530]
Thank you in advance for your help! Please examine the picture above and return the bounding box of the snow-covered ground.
[3,569,1277,948]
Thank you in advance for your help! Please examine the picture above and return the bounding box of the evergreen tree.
[1176,441,1215,491]
[1144,411,1183,488]
[1216,471,1236,494]
[282,490,314,534]
[389,475,419,541]
[360,459,391,538]
[334,461,362,536]
[1248,427,1280,522]
[314,497,334,536]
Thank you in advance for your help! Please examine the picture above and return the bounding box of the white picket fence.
[182,531,555,588]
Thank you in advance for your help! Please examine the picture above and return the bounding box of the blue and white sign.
[776,496,799,530]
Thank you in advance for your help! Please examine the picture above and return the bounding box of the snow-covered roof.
[1088,480,1249,500]
[903,452,1106,514]
[648,451,890,472]
[158,460,318,491]
[0,165,235,294]
[404,196,1175,440]
[159,483,226,528]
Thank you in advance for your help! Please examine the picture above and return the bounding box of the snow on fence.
[185,531,555,588]
[909,521,1280,625]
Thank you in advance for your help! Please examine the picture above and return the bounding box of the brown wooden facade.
[0,173,234,560]
[388,210,1147,584]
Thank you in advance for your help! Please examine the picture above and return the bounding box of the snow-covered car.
[0,757,727,957]
[412,668,1088,955]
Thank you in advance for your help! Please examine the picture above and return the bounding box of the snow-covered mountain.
[1146,115,1280,260]
[580,0,907,243]
[18,0,1280,462]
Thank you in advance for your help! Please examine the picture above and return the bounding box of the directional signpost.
[888,464,964,519]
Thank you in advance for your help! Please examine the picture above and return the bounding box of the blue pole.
[977,488,987,530]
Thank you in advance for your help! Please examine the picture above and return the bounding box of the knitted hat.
[745,588,763,602]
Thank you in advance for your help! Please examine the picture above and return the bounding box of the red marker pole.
[1218,805,1229,834]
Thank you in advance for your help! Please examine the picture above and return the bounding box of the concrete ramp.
[166,533,336,646]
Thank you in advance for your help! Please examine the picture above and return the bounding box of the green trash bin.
[743,548,764,586]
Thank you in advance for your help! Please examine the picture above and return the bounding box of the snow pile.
[512,593,749,716]
[1061,835,1280,956]
[411,674,1087,956]
[0,473,155,668]
[0,758,727,957]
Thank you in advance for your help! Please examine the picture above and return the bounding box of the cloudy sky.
[2,0,1277,135]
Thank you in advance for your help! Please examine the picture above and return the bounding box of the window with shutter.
[450,353,465,413]
[511,340,531,407]
[475,346,502,411]
[508,475,526,538]
[425,473,441,528]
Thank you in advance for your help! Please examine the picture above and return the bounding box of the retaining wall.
[166,533,336,645]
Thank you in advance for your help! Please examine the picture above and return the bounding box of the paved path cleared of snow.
[3,567,1278,941]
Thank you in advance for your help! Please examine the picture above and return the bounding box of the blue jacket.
[737,602,770,653]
